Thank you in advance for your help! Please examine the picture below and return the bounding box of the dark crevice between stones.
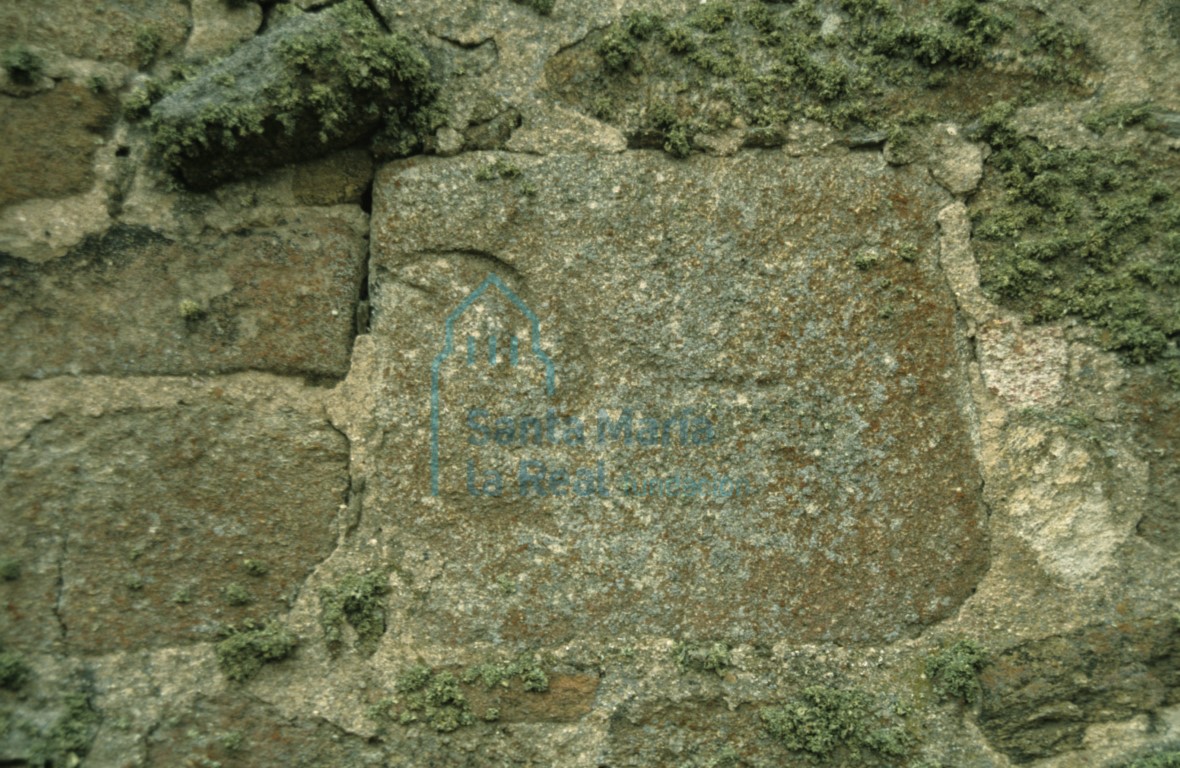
[354,181,373,338]
[52,532,69,645]
[327,417,363,544]
[359,0,391,33]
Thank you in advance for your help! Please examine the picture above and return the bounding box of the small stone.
[436,125,464,157]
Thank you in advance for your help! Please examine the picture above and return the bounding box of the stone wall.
[1,1,1178,766]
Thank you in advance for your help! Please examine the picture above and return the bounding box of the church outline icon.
[430,273,555,495]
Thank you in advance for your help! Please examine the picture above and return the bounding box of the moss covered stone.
[926,638,987,704]
[147,0,438,189]
[33,692,102,766]
[2,45,44,85]
[512,0,556,16]
[0,557,20,581]
[215,620,298,682]
[319,571,389,656]
[760,686,911,763]
[546,0,1093,156]
[393,666,475,732]
[1118,748,1180,768]
[971,104,1180,365]
[0,650,30,690]
[461,655,549,692]
[675,640,733,676]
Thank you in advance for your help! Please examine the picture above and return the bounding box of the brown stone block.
[0,216,365,380]
[0,83,117,208]
[0,404,347,653]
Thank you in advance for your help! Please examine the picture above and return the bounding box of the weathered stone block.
[0,84,117,208]
[366,150,988,647]
[147,694,382,767]
[979,617,1180,762]
[0,0,188,67]
[0,403,348,653]
[0,216,365,380]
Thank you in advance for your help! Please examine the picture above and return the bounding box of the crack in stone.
[53,531,69,644]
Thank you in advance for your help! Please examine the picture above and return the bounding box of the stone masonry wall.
[1,0,1179,766]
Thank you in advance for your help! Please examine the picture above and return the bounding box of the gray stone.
[0,0,189,67]
[148,0,433,189]
[364,150,987,648]
[185,0,262,60]
[0,214,366,380]
[147,694,383,766]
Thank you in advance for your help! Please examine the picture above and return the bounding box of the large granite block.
[367,150,987,646]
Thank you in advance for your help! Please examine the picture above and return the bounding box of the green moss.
[662,25,697,55]
[925,639,987,704]
[242,558,268,576]
[0,650,30,690]
[461,654,549,692]
[214,620,297,682]
[394,666,474,732]
[675,641,733,676]
[761,686,912,762]
[32,691,102,766]
[1084,102,1165,135]
[689,2,737,34]
[134,27,161,68]
[597,28,639,72]
[2,45,43,84]
[854,247,885,271]
[319,571,388,656]
[218,729,245,752]
[643,100,696,159]
[512,0,556,15]
[123,80,166,120]
[971,106,1180,365]
[0,556,20,581]
[894,243,920,262]
[475,157,522,181]
[555,0,1091,157]
[222,582,252,606]
[624,11,663,40]
[374,656,549,732]
[149,0,439,187]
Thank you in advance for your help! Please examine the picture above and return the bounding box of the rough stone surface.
[0,213,366,380]
[146,694,383,767]
[1,0,1179,765]
[0,396,347,653]
[0,84,117,208]
[980,617,1180,762]
[0,0,189,67]
[185,0,261,60]
[366,150,987,647]
[292,148,374,206]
